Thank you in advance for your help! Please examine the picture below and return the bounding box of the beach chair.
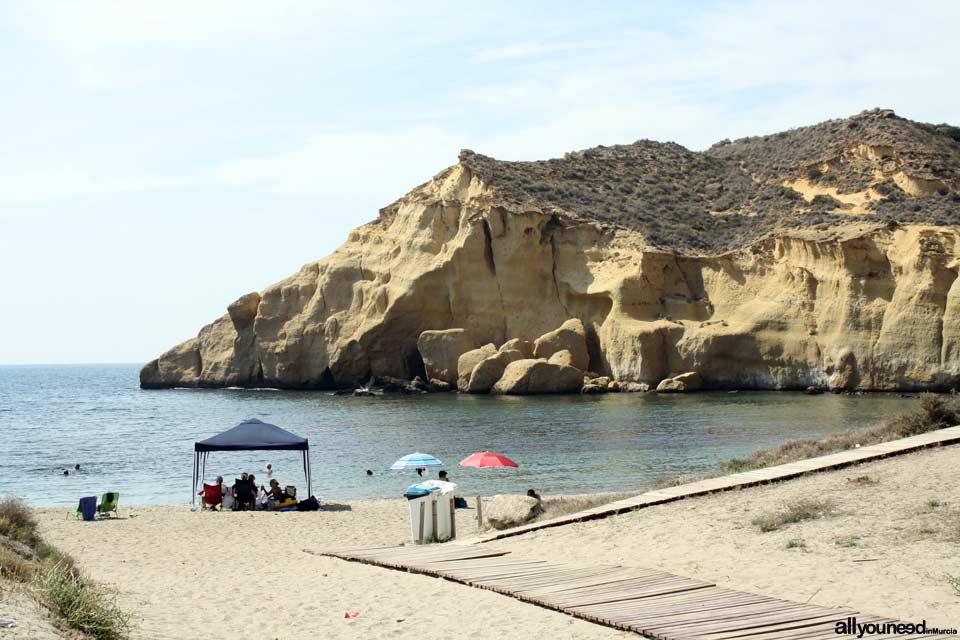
[97,492,120,518]
[201,483,223,510]
[73,496,97,521]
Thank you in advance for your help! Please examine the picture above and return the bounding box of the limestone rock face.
[141,114,960,392]
[417,329,476,385]
[457,344,497,391]
[533,319,590,372]
[465,349,523,394]
[491,359,584,395]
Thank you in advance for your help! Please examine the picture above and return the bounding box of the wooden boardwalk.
[467,425,960,543]
[321,544,954,639]
[318,428,960,638]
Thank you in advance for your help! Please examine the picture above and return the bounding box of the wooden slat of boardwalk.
[318,545,919,639]
[463,425,960,543]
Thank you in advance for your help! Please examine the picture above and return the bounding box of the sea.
[0,364,916,507]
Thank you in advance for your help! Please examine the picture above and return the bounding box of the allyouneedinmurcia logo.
[835,616,957,637]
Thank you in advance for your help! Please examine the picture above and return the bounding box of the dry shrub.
[0,497,39,546]
[0,547,32,581]
[34,559,130,640]
[752,498,833,532]
[723,393,960,474]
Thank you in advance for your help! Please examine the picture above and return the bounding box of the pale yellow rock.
[547,350,575,367]
[533,319,590,371]
[491,359,584,395]
[484,495,542,530]
[500,338,534,358]
[656,371,702,393]
[417,329,476,385]
[457,343,497,391]
[465,349,524,394]
[141,156,960,393]
[656,378,686,393]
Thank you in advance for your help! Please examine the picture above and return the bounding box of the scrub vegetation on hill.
[460,109,960,254]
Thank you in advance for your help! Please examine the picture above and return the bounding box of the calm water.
[0,364,916,507]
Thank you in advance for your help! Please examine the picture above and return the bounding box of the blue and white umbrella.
[391,452,443,470]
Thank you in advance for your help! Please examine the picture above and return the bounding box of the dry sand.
[493,444,960,629]
[0,584,72,639]
[34,499,630,640]
[33,445,960,639]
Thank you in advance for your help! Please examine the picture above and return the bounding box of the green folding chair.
[97,492,120,518]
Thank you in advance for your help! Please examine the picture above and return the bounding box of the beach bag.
[296,496,320,511]
[454,496,468,509]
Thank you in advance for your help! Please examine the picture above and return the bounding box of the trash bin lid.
[403,482,441,498]
[419,480,458,495]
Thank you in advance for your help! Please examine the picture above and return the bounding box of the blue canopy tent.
[192,419,312,503]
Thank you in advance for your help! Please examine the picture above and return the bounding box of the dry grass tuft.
[34,559,130,640]
[752,498,833,532]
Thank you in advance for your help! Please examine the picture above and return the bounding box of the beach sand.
[492,444,960,629]
[34,499,630,640]
[33,444,960,638]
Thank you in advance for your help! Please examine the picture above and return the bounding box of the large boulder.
[533,319,589,371]
[499,338,534,358]
[457,343,497,390]
[491,359,584,395]
[417,329,476,386]
[484,495,543,530]
[547,349,575,367]
[656,371,703,393]
[465,349,523,394]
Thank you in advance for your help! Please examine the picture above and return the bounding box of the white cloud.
[473,40,604,62]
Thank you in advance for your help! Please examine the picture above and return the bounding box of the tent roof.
[194,419,308,452]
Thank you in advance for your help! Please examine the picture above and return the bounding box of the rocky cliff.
[141,109,960,392]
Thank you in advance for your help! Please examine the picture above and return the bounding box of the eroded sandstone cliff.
[141,109,960,391]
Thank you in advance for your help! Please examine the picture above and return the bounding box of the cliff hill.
[141,109,960,392]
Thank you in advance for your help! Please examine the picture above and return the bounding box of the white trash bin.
[404,484,439,544]
[418,480,458,542]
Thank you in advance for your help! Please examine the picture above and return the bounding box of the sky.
[2,0,959,364]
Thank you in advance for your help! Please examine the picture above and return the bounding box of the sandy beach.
[33,444,960,639]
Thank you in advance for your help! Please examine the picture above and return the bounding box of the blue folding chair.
[73,496,97,521]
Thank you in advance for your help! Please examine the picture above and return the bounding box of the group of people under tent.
[198,464,302,511]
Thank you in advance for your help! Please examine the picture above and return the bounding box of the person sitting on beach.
[199,476,225,510]
[438,470,449,481]
[261,478,287,501]
[233,473,256,511]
